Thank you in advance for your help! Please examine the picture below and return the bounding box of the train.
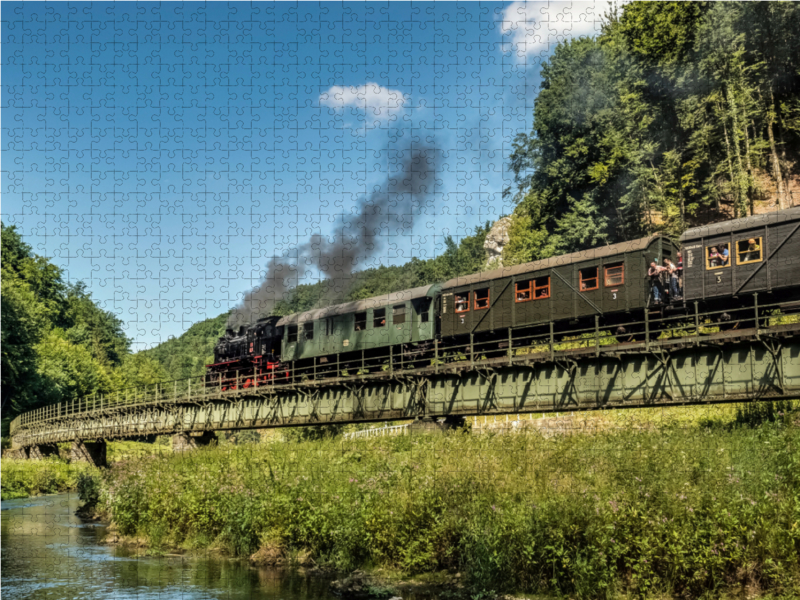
[206,206,800,389]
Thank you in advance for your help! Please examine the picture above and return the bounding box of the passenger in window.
[707,247,721,267]
[456,297,468,312]
[648,261,665,304]
[720,244,729,265]
[535,287,548,299]
[744,238,760,262]
[676,251,683,293]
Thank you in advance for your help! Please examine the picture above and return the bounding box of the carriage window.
[303,322,314,340]
[515,281,531,302]
[287,324,298,343]
[355,312,367,331]
[417,298,431,323]
[455,292,470,313]
[533,276,550,299]
[474,288,490,310]
[604,263,624,287]
[706,244,730,269]
[736,237,763,265]
[374,308,386,328]
[579,267,599,291]
[326,318,334,336]
[393,304,406,325]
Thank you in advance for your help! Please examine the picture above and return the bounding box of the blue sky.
[2,1,604,349]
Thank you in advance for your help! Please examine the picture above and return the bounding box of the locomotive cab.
[206,315,285,390]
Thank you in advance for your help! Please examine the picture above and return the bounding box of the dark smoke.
[227,145,440,329]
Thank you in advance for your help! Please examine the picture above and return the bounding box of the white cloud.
[320,83,409,119]
[500,1,603,58]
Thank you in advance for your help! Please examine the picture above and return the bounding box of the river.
[1,493,334,600]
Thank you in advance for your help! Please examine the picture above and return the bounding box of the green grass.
[97,402,800,599]
[1,458,98,500]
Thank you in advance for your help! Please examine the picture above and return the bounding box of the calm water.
[1,493,333,600]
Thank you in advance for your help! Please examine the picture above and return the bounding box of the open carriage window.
[287,324,298,343]
[515,280,532,302]
[579,267,599,291]
[355,312,367,331]
[736,237,762,265]
[533,276,550,299]
[706,244,730,269]
[303,322,314,340]
[417,298,431,323]
[604,263,624,287]
[373,308,386,328]
[455,292,470,313]
[393,304,406,325]
[474,288,490,310]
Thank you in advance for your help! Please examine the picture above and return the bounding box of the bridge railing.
[10,296,798,436]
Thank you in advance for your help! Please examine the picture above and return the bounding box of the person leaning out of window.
[744,238,760,262]
[719,244,730,265]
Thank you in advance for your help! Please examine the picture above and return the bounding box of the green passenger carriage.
[438,234,679,340]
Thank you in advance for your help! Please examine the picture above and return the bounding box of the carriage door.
[392,303,411,345]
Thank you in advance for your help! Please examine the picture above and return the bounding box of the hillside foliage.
[503,1,800,265]
[1,224,168,430]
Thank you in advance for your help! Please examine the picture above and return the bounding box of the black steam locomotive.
[207,207,800,389]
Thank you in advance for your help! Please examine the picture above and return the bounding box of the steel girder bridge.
[8,304,800,463]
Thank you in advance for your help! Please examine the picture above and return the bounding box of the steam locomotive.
[207,207,800,389]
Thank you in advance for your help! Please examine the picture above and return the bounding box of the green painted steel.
[10,328,800,448]
[280,284,440,361]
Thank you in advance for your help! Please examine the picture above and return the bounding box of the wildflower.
[491,505,497,511]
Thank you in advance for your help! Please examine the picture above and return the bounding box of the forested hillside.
[503,1,800,265]
[1,225,167,432]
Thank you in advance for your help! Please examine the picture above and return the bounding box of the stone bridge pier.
[172,431,218,453]
[69,440,107,467]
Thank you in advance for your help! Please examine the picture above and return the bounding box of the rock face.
[483,216,512,268]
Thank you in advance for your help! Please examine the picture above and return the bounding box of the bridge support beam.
[70,440,107,467]
[172,431,217,453]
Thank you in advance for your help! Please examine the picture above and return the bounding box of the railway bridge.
[8,305,800,466]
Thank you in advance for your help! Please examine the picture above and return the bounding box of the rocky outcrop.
[483,216,512,267]
[329,570,398,599]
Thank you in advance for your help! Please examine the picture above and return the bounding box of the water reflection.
[1,494,332,600]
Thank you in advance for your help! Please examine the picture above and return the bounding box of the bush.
[77,470,102,507]
[1,458,95,499]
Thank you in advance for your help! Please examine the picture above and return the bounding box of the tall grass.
[98,406,800,598]
[1,458,97,499]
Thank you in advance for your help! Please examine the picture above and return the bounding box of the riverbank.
[91,403,800,599]
[0,457,98,500]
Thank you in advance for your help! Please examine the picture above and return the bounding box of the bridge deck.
[10,311,800,448]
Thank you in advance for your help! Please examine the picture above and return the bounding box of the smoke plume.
[227,145,440,329]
